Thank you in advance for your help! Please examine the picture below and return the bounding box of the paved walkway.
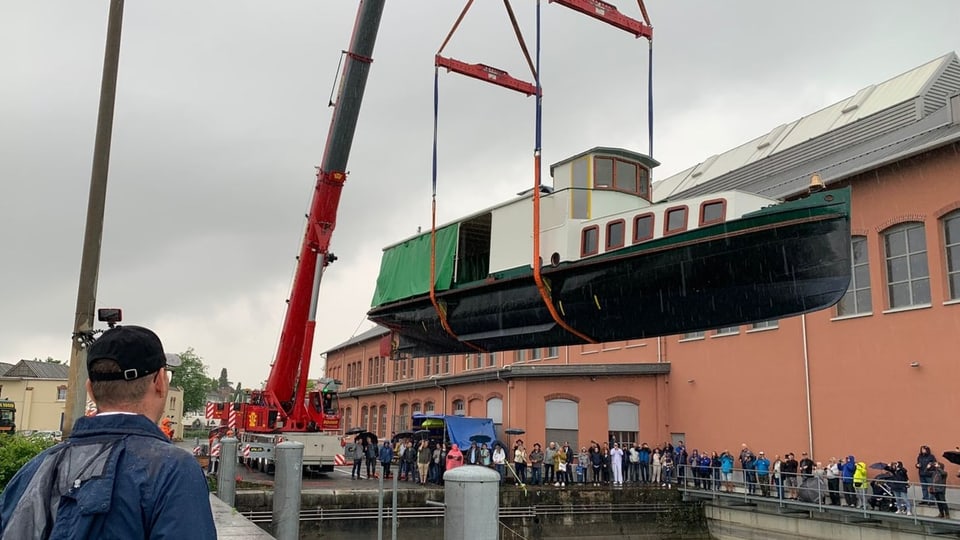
[210,494,274,539]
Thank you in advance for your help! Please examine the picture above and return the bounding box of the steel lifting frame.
[549,0,653,40]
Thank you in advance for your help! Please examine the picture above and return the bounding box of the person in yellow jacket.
[853,461,869,509]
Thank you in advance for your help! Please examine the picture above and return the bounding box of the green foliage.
[169,348,215,413]
[0,435,54,490]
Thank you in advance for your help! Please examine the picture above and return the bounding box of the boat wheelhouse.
[369,147,851,357]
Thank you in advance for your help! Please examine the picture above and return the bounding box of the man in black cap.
[0,325,217,539]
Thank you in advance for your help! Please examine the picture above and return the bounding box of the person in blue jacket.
[755,451,771,497]
[0,325,216,539]
[720,451,735,492]
[841,455,857,506]
[379,437,395,478]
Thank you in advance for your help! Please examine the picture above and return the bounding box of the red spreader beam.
[550,0,653,40]
[435,54,538,97]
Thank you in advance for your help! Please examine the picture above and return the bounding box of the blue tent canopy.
[411,414,498,450]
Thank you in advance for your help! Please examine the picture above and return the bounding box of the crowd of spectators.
[345,435,954,519]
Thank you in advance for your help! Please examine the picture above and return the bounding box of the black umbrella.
[393,431,414,442]
[470,434,491,444]
[504,428,525,436]
[413,429,431,440]
[943,450,960,466]
[869,462,887,470]
[345,426,365,435]
[357,431,377,445]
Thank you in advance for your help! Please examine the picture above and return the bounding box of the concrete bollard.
[217,437,238,506]
[444,465,500,540]
[273,441,304,540]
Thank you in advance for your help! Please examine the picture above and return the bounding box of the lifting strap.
[531,0,597,345]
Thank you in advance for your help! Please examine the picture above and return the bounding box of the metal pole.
[64,0,124,436]
[217,437,238,506]
[377,462,385,540]
[273,441,304,540]
[391,465,399,540]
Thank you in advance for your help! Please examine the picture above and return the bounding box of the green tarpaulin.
[370,224,459,307]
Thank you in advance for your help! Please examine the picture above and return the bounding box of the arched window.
[398,403,409,432]
[545,398,578,447]
[412,402,422,414]
[943,210,960,300]
[425,401,435,414]
[344,407,353,429]
[379,405,388,436]
[837,235,872,316]
[608,401,639,446]
[883,222,930,308]
[452,399,465,416]
[360,406,368,433]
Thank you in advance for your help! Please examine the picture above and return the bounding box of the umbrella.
[393,431,414,442]
[869,462,887,470]
[413,429,431,440]
[943,450,960,466]
[421,419,443,428]
[470,434,491,444]
[356,431,377,445]
[797,476,825,503]
[504,428,525,436]
[345,426,365,435]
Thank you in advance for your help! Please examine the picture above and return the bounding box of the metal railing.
[673,464,957,524]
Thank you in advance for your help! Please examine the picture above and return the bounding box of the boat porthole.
[550,252,560,267]
[824,194,834,202]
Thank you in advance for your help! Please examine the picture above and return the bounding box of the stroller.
[868,473,898,512]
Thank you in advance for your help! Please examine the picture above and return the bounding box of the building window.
[633,213,654,243]
[453,399,465,416]
[412,402,421,414]
[56,385,67,401]
[884,222,930,308]
[606,220,626,250]
[608,401,639,447]
[442,355,450,374]
[699,199,726,226]
[360,406,369,432]
[715,326,739,336]
[425,401,435,414]
[680,330,704,340]
[750,320,778,330]
[546,346,559,359]
[516,349,526,363]
[344,407,352,429]
[379,405,387,436]
[485,352,497,367]
[944,211,960,300]
[530,348,542,361]
[837,236,872,316]
[664,206,688,235]
[581,226,600,256]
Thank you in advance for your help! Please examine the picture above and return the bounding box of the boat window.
[456,213,492,284]
[699,199,726,225]
[664,206,688,234]
[615,161,638,193]
[633,213,654,243]
[581,226,599,256]
[606,220,625,250]
[594,156,643,196]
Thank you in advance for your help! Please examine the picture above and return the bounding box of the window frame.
[664,205,689,235]
[593,156,645,196]
[698,198,727,226]
[944,211,960,301]
[633,212,655,244]
[836,235,872,317]
[581,225,600,257]
[883,222,930,309]
[605,219,626,251]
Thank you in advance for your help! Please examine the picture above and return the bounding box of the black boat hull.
[369,198,851,357]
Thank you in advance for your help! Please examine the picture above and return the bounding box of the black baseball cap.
[87,325,181,381]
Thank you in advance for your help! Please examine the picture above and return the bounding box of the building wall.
[327,141,960,475]
[0,379,67,431]
[164,387,185,440]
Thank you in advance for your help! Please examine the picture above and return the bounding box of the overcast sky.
[2,1,957,392]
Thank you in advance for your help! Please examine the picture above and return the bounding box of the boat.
[368,146,851,357]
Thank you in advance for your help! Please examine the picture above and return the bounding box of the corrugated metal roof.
[0,363,13,377]
[324,326,388,355]
[654,52,959,200]
[1,360,69,380]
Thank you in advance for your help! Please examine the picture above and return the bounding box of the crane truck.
[207,0,386,474]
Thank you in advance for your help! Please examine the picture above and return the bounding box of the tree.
[169,348,215,413]
[217,368,230,390]
[0,435,53,490]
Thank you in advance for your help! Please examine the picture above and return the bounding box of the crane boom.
[264,0,386,429]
